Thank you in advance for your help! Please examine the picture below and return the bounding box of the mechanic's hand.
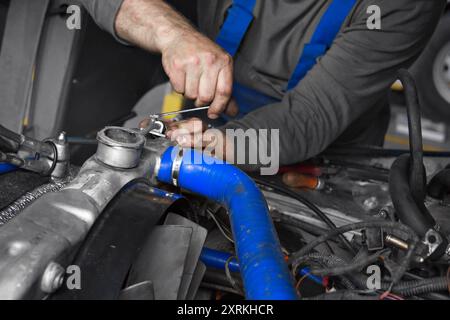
[115,0,234,119]
[162,117,234,162]
[160,33,234,120]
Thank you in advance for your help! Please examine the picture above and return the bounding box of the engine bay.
[0,72,449,301]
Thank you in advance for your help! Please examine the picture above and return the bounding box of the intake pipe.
[157,147,297,300]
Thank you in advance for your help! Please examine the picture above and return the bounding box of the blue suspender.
[216,0,257,57]
[287,0,357,90]
[216,0,357,91]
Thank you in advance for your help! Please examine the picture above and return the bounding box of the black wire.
[225,255,243,295]
[289,220,419,287]
[254,178,356,255]
[306,250,388,277]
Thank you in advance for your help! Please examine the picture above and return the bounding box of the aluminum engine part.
[0,177,72,226]
[0,134,170,299]
[96,127,146,169]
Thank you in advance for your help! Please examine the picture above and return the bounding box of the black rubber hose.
[397,69,426,204]
[427,169,450,199]
[389,154,436,236]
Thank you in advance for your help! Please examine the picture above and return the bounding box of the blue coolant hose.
[200,247,325,287]
[0,163,17,175]
[157,147,297,300]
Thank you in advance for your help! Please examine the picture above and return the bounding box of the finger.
[174,133,195,148]
[167,117,206,134]
[196,68,218,107]
[166,59,186,95]
[224,98,239,117]
[139,118,150,129]
[208,64,233,119]
[184,64,201,100]
[175,130,220,150]
[173,132,205,149]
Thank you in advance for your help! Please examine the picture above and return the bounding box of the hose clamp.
[171,147,184,187]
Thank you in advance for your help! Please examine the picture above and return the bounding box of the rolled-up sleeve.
[75,0,124,39]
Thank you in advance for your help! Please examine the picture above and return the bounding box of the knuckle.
[188,55,200,66]
[186,93,197,100]
[185,90,198,100]
[221,53,232,65]
[202,52,217,65]
[170,80,184,94]
[217,86,232,97]
[198,93,213,104]
[172,58,183,70]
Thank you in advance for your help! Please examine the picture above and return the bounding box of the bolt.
[41,262,65,294]
[385,235,409,251]
[58,131,67,143]
[378,209,388,219]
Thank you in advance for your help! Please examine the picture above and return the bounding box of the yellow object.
[391,80,404,92]
[161,89,184,120]
[384,134,445,152]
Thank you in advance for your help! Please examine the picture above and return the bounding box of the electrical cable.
[206,208,234,243]
[296,250,388,277]
[254,178,356,255]
[225,255,243,295]
[289,221,419,288]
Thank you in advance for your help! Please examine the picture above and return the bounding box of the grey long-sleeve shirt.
[78,0,446,166]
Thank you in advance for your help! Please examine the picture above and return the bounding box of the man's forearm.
[79,0,233,118]
[115,0,198,53]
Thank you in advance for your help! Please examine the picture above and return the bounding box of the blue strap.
[287,0,357,90]
[216,0,257,57]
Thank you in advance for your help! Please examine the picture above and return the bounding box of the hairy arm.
[114,0,193,52]
[76,0,234,119]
